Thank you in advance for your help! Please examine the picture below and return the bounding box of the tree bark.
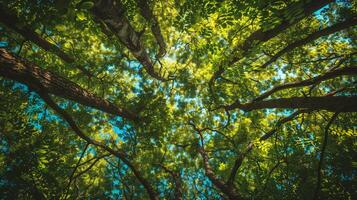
[226,96,357,112]
[92,0,166,81]
[0,7,93,77]
[0,48,138,121]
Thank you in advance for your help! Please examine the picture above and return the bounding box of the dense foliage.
[0,0,356,199]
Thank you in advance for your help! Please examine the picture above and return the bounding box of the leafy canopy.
[0,0,356,199]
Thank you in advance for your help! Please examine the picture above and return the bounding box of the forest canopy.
[0,0,356,199]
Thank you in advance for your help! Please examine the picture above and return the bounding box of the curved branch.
[261,17,357,68]
[72,155,109,180]
[159,165,183,200]
[226,109,310,186]
[226,142,254,186]
[64,143,90,199]
[241,0,334,52]
[260,109,312,141]
[0,7,93,77]
[254,67,357,102]
[209,0,333,96]
[37,91,158,200]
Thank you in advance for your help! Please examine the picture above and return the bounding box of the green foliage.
[0,0,356,199]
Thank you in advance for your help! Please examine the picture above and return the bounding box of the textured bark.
[92,0,166,81]
[226,96,357,112]
[38,92,158,200]
[0,48,138,121]
[261,17,357,68]
[254,67,357,101]
[241,0,334,52]
[136,0,167,58]
[0,7,93,77]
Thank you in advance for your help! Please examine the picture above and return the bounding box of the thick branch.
[226,96,357,112]
[261,17,357,68]
[0,7,93,77]
[209,0,333,97]
[92,0,166,81]
[136,0,167,58]
[225,88,347,184]
[241,0,334,52]
[0,48,138,121]
[37,91,158,200]
[254,67,357,101]
[313,112,339,200]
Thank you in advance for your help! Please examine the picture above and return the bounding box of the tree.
[0,0,356,199]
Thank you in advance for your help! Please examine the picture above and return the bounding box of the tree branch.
[313,112,339,200]
[253,67,357,102]
[226,96,357,112]
[240,0,334,52]
[136,0,167,58]
[63,143,90,199]
[92,0,167,81]
[159,164,183,200]
[0,7,93,77]
[188,122,242,200]
[261,17,357,68]
[226,142,254,186]
[36,91,158,200]
[0,48,139,121]
[209,0,334,98]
